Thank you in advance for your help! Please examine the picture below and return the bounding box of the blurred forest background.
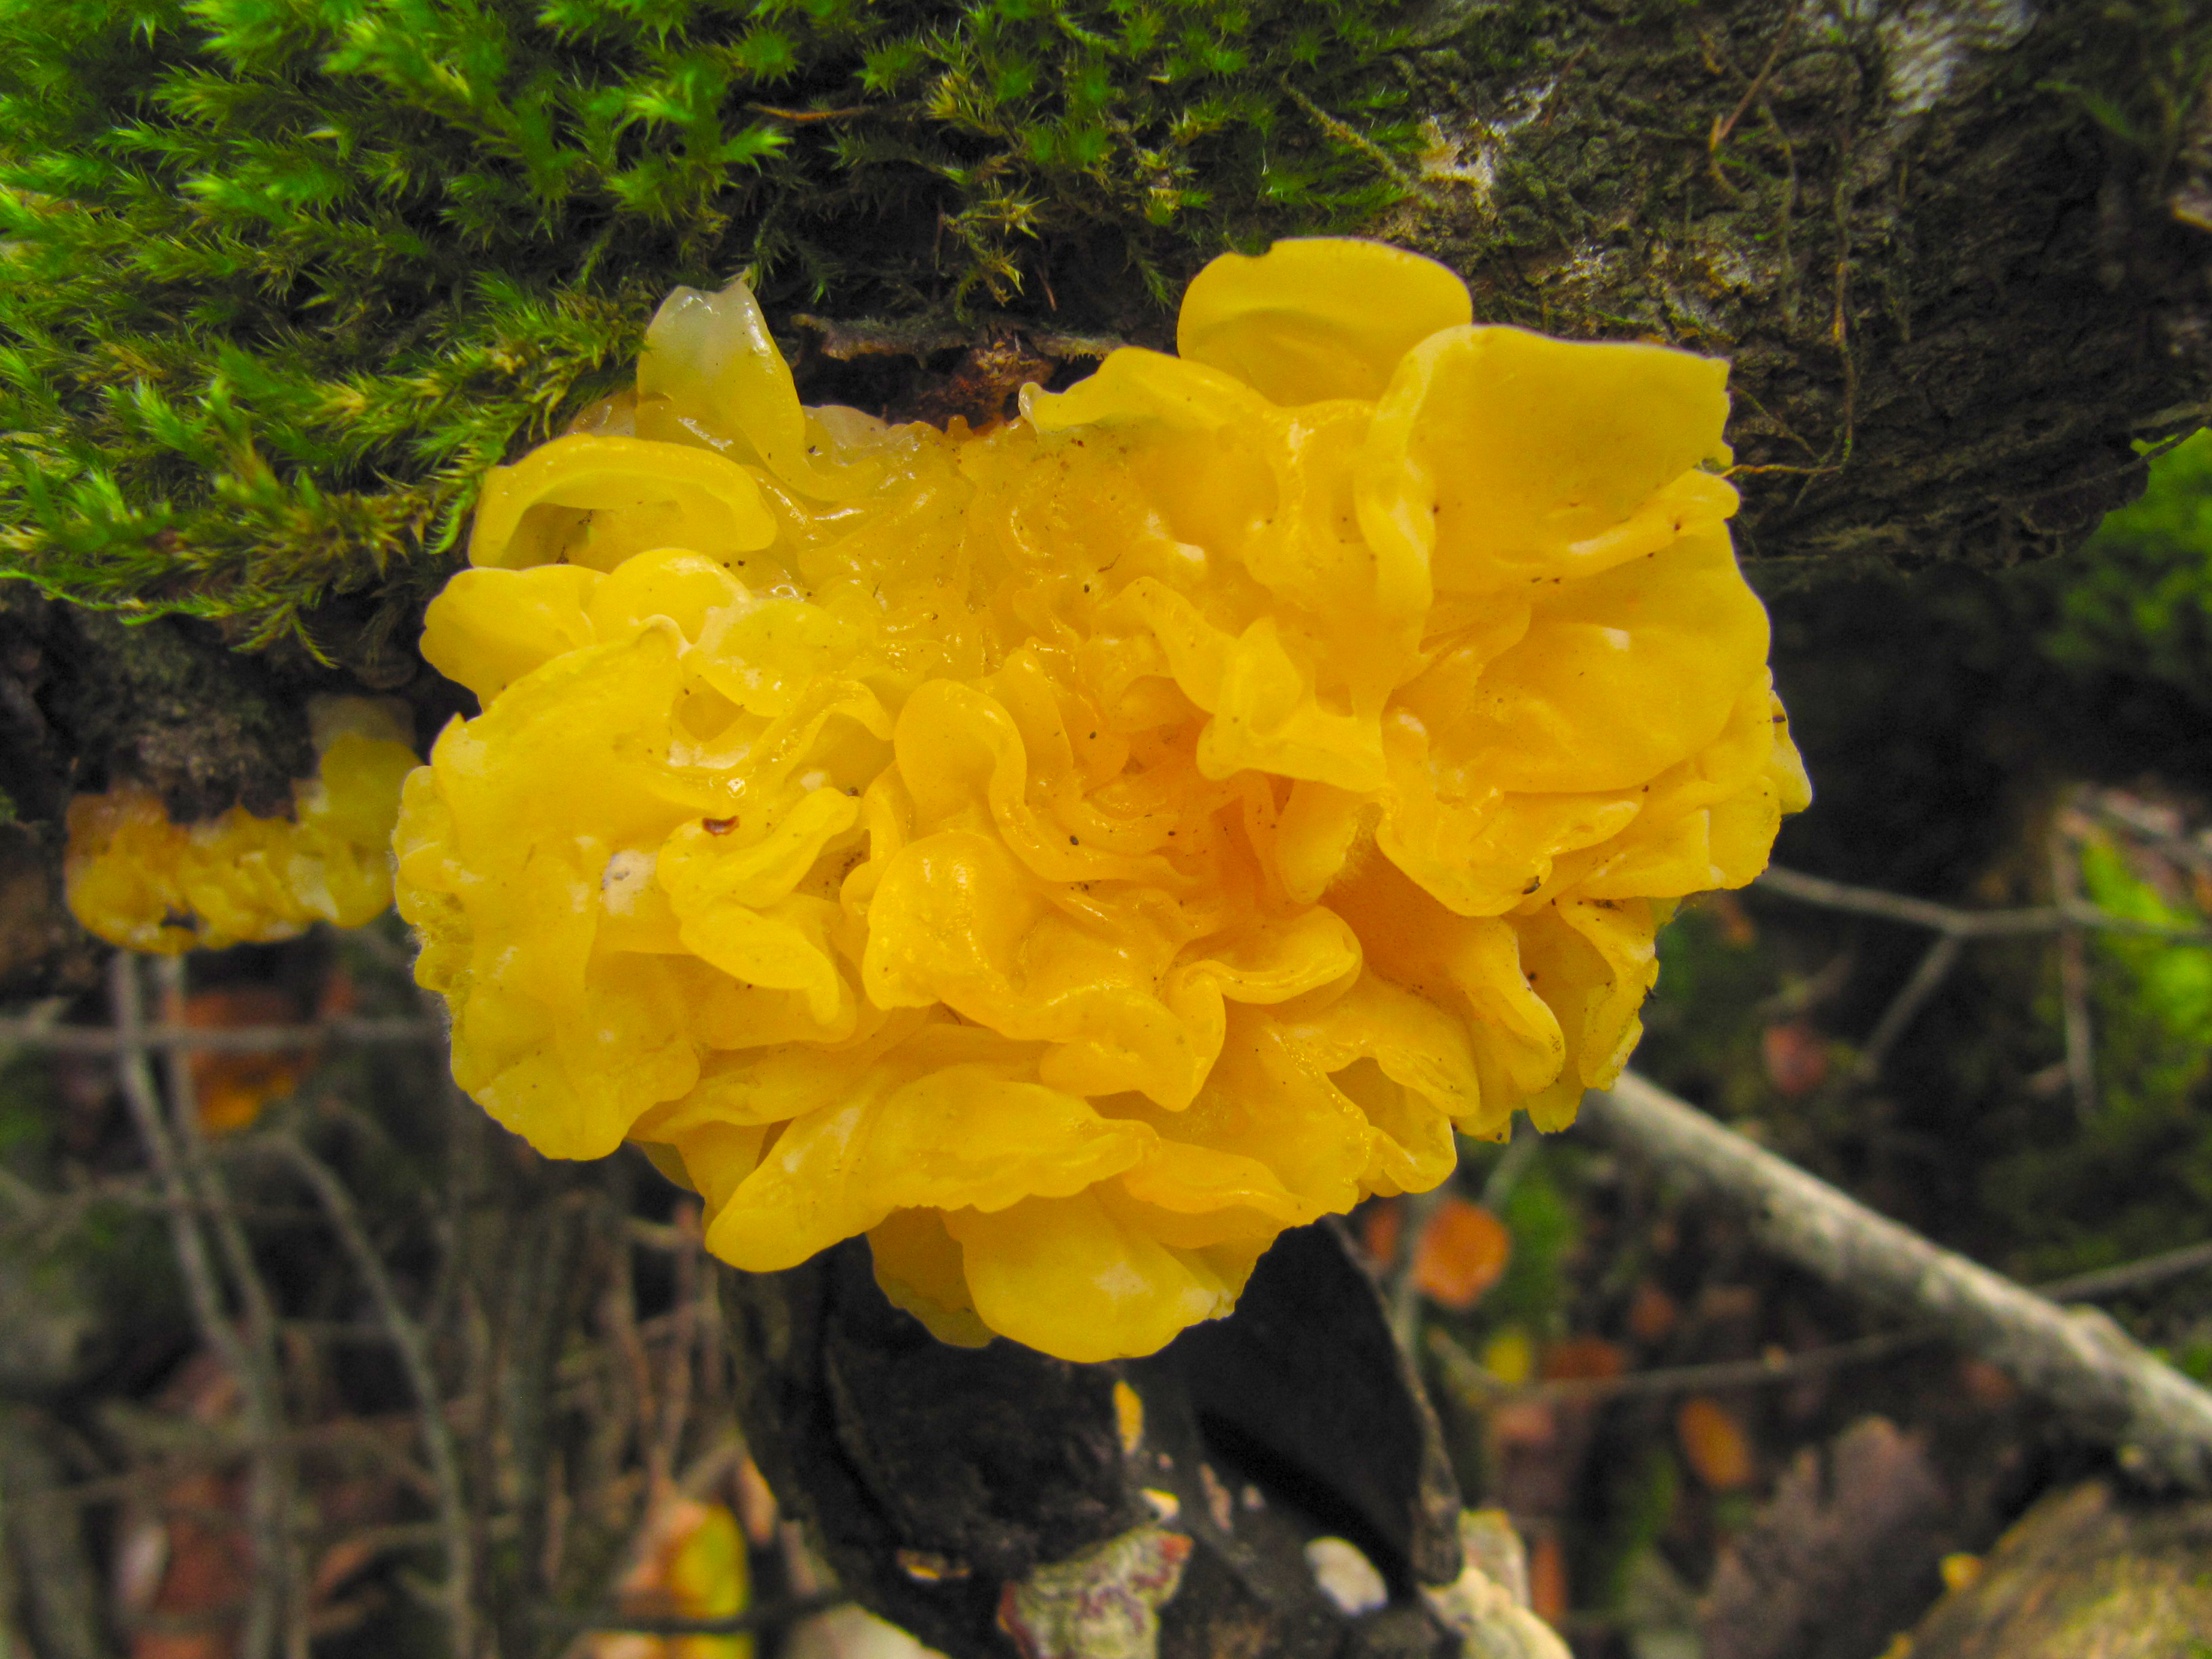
[7,432,2212,1658]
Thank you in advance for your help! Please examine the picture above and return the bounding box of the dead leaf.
[1412,1199,1511,1311]
[1359,1199,1404,1269]
[1540,1337,1625,1383]
[1626,1281,1679,1345]
[1527,1530,1569,1629]
[1699,890,1757,946]
[1700,1417,1948,1659]
[1761,1021,1828,1098]
[1955,1359,2016,1408]
[131,1471,249,1659]
[1677,1397,1756,1493]
[182,988,312,1136]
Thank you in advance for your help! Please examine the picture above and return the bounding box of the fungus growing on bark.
[66,699,417,954]
[396,238,1808,1361]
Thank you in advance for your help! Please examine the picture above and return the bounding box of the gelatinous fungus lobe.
[396,238,1809,1361]
[66,698,419,954]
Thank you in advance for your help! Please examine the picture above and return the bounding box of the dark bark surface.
[722,1221,1469,1659]
[1388,0,2211,577]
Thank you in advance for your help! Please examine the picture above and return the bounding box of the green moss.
[2042,430,2212,711]
[2077,833,2212,1108]
[1,0,1440,654]
[2041,0,2212,184]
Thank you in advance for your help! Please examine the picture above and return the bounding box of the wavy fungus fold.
[396,239,1809,1361]
[67,699,419,954]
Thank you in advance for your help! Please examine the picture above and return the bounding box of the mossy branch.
[1,0,1439,652]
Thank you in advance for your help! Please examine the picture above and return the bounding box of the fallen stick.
[1579,1071,2212,1492]
[0,1015,439,1054]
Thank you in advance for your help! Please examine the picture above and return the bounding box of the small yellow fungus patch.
[594,1495,753,1659]
[67,699,418,954]
[1114,1380,1146,1454]
[398,237,1809,1361]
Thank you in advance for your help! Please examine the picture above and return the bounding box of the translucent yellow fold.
[398,236,1809,1360]
[66,699,419,954]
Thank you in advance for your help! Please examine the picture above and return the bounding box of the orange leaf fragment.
[1410,1197,1511,1311]
[1626,1279,1678,1344]
[1527,1529,1569,1629]
[1956,1358,2016,1408]
[1760,1020,1828,1098]
[131,1471,250,1659]
[183,988,312,1136]
[1359,1198,1404,1269]
[1677,1395,1756,1492]
[1540,1336,1626,1382]
[596,1494,752,1659]
[1699,890,1756,947]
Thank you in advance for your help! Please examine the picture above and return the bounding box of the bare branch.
[1578,1072,2212,1491]
[151,958,306,1659]
[2047,824,2101,1120]
[1851,933,1963,1083]
[2038,1240,2212,1305]
[1753,867,2212,944]
[0,1017,439,1055]
[262,1132,476,1659]
[545,1591,847,1639]
[110,955,291,1659]
[1431,1241,2212,1410]
[646,1204,701,1492]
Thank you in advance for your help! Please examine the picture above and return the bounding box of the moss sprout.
[1,0,1441,654]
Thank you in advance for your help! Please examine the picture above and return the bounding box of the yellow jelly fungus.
[66,698,419,954]
[596,1497,753,1659]
[397,237,1809,1363]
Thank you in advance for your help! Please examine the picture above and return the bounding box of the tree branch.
[1578,1071,2212,1491]
[110,954,294,1659]
[262,1132,476,1659]
[1754,865,2212,943]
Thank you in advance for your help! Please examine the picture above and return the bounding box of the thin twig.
[1481,1124,1542,1210]
[1708,8,1798,152]
[544,1591,848,1638]
[0,1161,48,1216]
[1389,1185,1451,1350]
[2077,790,2212,876]
[154,957,305,1659]
[1851,932,1963,1082]
[111,956,288,1659]
[2039,1239,2212,1303]
[1547,1330,1929,1403]
[604,1212,657,1473]
[647,1204,701,1492]
[1755,865,2212,943]
[264,1132,475,1659]
[1446,1237,2212,1408]
[2048,828,2100,1120]
[0,1017,438,1054]
[1578,1072,2212,1490]
[1426,1323,1935,1414]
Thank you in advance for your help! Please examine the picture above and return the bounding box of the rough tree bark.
[1904,1476,2212,1657]
[1395,0,2211,574]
